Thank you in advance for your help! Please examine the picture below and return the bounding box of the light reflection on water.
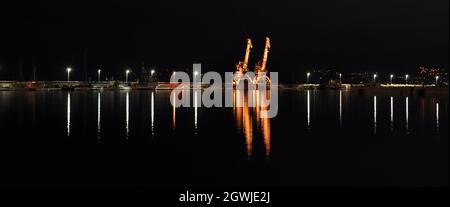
[406,96,409,135]
[339,90,342,128]
[151,91,154,135]
[233,90,272,159]
[374,96,377,134]
[390,96,394,132]
[126,91,129,139]
[67,92,71,137]
[172,92,176,130]
[194,90,198,133]
[0,90,447,187]
[436,102,439,132]
[97,92,101,142]
[307,90,310,128]
[107,89,273,159]
[233,89,253,157]
[12,89,445,160]
[58,90,446,147]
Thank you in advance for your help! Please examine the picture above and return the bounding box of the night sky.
[0,0,448,82]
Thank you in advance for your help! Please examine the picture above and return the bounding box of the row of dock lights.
[65,68,157,82]
[374,74,409,84]
[305,72,439,85]
[65,68,441,84]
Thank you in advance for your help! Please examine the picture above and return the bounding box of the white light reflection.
[307,90,310,128]
[406,97,409,135]
[67,92,71,136]
[151,91,154,135]
[97,92,101,142]
[373,96,377,134]
[194,90,198,131]
[390,96,393,132]
[126,91,129,139]
[339,90,342,128]
[436,102,439,131]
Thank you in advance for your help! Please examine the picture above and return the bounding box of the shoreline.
[0,81,448,96]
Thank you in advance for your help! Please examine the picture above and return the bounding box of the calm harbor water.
[0,89,448,187]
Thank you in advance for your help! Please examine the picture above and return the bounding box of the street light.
[97,69,101,82]
[390,74,394,85]
[126,69,131,83]
[405,74,409,85]
[66,67,72,81]
[435,76,439,85]
[151,69,155,76]
[306,72,311,84]
[339,73,342,83]
[373,74,377,83]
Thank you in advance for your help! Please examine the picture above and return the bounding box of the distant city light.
[126,69,131,83]
[66,67,72,81]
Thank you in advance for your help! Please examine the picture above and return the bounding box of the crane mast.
[236,38,253,73]
[243,38,253,71]
[260,37,270,72]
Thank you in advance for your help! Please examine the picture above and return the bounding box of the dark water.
[0,89,448,187]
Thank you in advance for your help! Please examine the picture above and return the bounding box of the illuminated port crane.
[234,38,253,84]
[254,37,271,84]
[234,37,272,86]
